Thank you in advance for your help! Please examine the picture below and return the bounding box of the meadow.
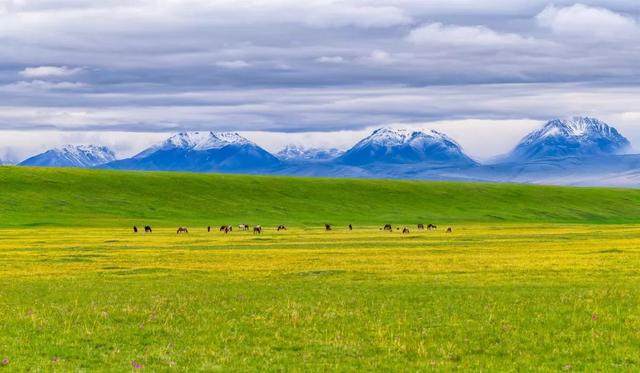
[1,166,640,370]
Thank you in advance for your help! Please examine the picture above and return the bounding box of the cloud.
[215,60,251,69]
[0,0,639,158]
[363,50,395,65]
[316,56,345,64]
[301,2,411,28]
[537,4,640,40]
[407,23,539,48]
[0,130,168,162]
[19,66,83,78]
[1,80,87,92]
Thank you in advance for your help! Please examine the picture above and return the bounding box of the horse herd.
[132,223,453,235]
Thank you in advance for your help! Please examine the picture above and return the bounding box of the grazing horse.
[427,224,437,231]
[144,225,152,233]
[383,224,392,232]
[177,227,189,234]
[207,226,211,232]
[253,225,262,235]
[277,225,287,231]
[348,224,353,231]
[417,224,425,230]
[325,224,332,231]
[446,227,453,233]
[239,224,249,231]
[402,227,410,234]
[133,226,138,233]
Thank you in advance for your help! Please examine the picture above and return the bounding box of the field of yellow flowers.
[1,224,640,370]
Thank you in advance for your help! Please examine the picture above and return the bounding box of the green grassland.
[2,166,640,370]
[3,166,640,227]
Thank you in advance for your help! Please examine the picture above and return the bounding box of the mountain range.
[103,131,280,172]
[277,145,344,163]
[9,116,640,187]
[504,117,630,162]
[19,145,116,168]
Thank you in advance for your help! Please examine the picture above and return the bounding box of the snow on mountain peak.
[340,127,475,166]
[19,144,116,168]
[536,117,623,139]
[54,144,112,158]
[164,131,250,151]
[277,144,344,162]
[135,131,252,158]
[354,127,461,150]
[509,117,630,161]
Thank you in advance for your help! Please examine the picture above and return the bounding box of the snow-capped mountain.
[134,131,251,159]
[337,127,476,166]
[103,131,280,172]
[19,145,116,168]
[277,144,344,162]
[505,117,630,162]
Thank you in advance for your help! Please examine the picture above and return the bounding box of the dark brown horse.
[177,227,189,234]
[383,224,392,232]
[446,227,453,233]
[277,225,287,231]
[417,224,424,230]
[402,227,410,234]
[144,225,152,233]
[325,224,332,231]
[133,226,138,233]
[253,225,262,234]
[427,224,437,231]
[348,224,353,231]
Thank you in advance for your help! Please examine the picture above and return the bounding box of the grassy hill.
[2,165,640,227]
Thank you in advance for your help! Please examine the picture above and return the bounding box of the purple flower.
[131,360,143,369]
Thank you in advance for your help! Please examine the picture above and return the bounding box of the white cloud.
[407,23,538,48]
[19,66,83,78]
[536,4,639,40]
[302,2,411,28]
[316,56,345,64]
[0,130,168,162]
[0,0,639,150]
[215,60,251,69]
[363,50,394,65]
[1,80,87,91]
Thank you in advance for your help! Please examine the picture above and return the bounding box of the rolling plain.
[1,166,640,370]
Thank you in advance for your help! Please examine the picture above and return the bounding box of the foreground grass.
[1,225,640,370]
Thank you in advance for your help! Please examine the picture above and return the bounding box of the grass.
[2,166,640,370]
[2,225,640,370]
[3,165,640,227]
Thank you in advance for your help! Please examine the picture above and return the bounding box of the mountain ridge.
[103,131,280,172]
[277,144,344,162]
[337,127,477,166]
[19,145,116,168]
[12,117,640,187]
[505,117,630,162]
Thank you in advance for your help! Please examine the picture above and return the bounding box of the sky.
[0,0,639,162]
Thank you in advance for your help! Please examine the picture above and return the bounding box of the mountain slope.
[104,131,280,172]
[19,145,116,168]
[506,117,630,162]
[4,166,640,227]
[277,145,344,162]
[338,128,476,166]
